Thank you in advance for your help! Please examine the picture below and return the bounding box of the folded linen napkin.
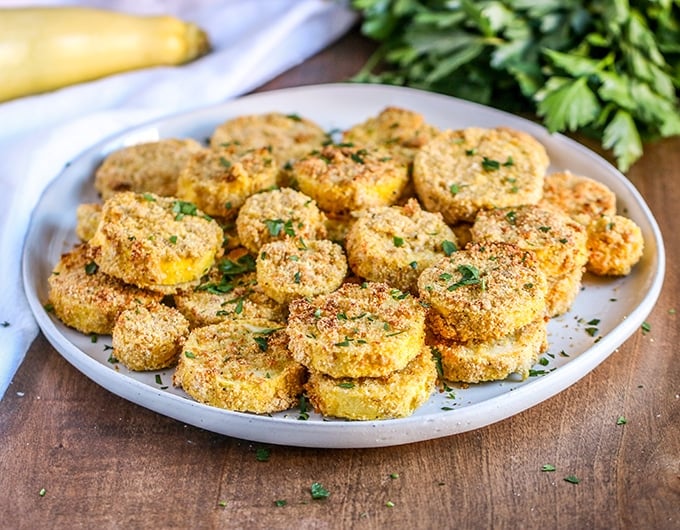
[0,0,357,398]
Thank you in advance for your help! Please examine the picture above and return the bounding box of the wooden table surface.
[1,28,678,530]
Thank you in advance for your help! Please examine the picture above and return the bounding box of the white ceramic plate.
[23,83,665,448]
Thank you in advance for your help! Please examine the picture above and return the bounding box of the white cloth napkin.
[0,0,357,398]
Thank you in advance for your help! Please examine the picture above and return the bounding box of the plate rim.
[22,82,666,448]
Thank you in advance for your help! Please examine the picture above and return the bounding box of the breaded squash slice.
[413,127,549,223]
[173,318,306,414]
[174,266,287,328]
[417,242,547,342]
[286,281,426,378]
[256,238,347,305]
[586,215,644,276]
[429,318,548,383]
[112,302,189,371]
[47,243,163,334]
[471,204,588,316]
[176,145,278,219]
[342,106,440,166]
[75,202,102,242]
[235,187,327,254]
[305,346,437,420]
[209,112,328,186]
[292,144,409,215]
[540,171,617,226]
[345,198,458,293]
[89,192,224,293]
[94,138,203,199]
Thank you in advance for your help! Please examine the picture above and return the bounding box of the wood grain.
[1,27,678,530]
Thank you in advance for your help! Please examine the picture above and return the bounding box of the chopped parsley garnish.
[219,156,232,168]
[274,500,287,507]
[616,415,627,425]
[505,210,517,225]
[447,264,484,291]
[184,351,196,359]
[441,240,457,256]
[641,321,651,335]
[255,447,271,461]
[168,235,178,244]
[564,475,580,484]
[338,382,355,389]
[393,236,405,247]
[310,482,330,500]
[84,261,98,275]
[541,464,556,472]
[264,218,295,237]
[449,183,461,195]
[172,200,198,220]
[481,156,501,171]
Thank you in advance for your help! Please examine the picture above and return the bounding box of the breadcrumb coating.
[413,127,549,223]
[429,318,548,383]
[89,192,224,292]
[176,146,278,219]
[235,187,327,254]
[256,238,347,305]
[586,215,644,276]
[540,171,617,226]
[94,138,203,199]
[286,281,426,378]
[345,198,457,292]
[305,346,436,420]
[75,202,101,242]
[293,144,410,215]
[48,243,163,334]
[173,318,306,414]
[417,242,547,342]
[112,303,189,371]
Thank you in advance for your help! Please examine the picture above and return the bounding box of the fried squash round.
[292,144,409,215]
[176,146,278,219]
[47,243,163,334]
[235,187,327,254]
[417,242,547,342]
[256,238,347,305]
[286,281,426,378]
[413,127,549,223]
[586,215,644,276]
[173,318,306,414]
[89,192,224,292]
[94,138,203,199]
[429,318,548,383]
[112,302,189,371]
[345,198,457,293]
[305,346,436,420]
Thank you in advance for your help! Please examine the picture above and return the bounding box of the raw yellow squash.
[0,6,211,102]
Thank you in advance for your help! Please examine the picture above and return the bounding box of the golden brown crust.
[540,171,617,226]
[89,192,224,292]
[112,303,189,371]
[173,318,306,414]
[209,112,328,186]
[586,215,644,276]
[256,238,347,305]
[235,187,327,254]
[413,127,549,223]
[292,144,410,215]
[305,346,436,420]
[429,318,548,383]
[345,198,457,293]
[417,242,547,342]
[94,138,203,199]
[176,146,278,219]
[342,106,440,166]
[47,243,163,334]
[75,202,102,242]
[286,281,426,378]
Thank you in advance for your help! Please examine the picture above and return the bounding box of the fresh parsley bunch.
[352,0,680,171]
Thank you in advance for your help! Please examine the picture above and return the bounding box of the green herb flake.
[481,157,500,171]
[393,236,405,247]
[172,200,198,220]
[385,501,395,508]
[255,447,271,462]
[447,264,484,291]
[641,321,651,335]
[274,499,287,507]
[168,235,178,245]
[616,415,627,425]
[184,351,196,359]
[39,488,46,497]
[449,183,461,195]
[84,261,98,275]
[310,482,330,500]
[564,475,580,484]
[338,382,355,389]
[541,464,556,472]
[441,240,457,256]
[390,473,399,479]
